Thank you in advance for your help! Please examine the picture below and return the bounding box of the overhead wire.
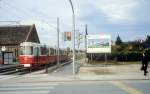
[1,0,34,19]
[0,2,23,20]
[1,0,57,30]
[0,0,85,34]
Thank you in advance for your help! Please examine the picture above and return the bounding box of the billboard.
[87,35,111,53]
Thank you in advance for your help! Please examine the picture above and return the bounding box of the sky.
[0,0,150,48]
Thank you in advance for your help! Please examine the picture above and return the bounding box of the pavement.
[77,63,150,80]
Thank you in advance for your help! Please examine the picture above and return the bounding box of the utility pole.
[105,53,107,65]
[85,24,88,63]
[69,0,76,78]
[57,18,60,66]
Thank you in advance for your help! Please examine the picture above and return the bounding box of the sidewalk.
[1,63,149,84]
[16,63,150,83]
[77,64,150,80]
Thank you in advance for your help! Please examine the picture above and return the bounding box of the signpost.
[1,46,6,51]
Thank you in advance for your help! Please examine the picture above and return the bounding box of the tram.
[19,42,68,68]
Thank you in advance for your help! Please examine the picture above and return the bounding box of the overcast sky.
[0,0,150,48]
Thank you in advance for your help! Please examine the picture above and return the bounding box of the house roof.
[0,24,40,45]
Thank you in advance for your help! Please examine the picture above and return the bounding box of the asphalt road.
[0,80,150,94]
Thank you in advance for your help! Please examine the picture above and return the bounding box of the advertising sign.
[87,35,111,53]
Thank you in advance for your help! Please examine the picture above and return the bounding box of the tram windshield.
[20,46,33,55]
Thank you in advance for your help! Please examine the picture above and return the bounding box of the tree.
[145,35,150,44]
[115,35,123,45]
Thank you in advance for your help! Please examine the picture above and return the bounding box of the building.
[0,24,40,64]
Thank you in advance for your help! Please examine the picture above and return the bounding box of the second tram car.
[19,42,68,67]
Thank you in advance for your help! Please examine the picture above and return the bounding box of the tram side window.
[49,48,51,55]
[50,48,54,55]
[60,50,62,55]
[41,47,49,55]
[33,47,40,56]
[54,49,57,55]
[20,46,24,55]
[41,47,43,55]
[64,51,66,55]
[62,50,64,55]
[45,47,49,55]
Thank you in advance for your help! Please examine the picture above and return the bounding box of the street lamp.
[69,0,76,77]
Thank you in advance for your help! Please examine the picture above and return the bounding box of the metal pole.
[85,24,87,63]
[69,0,76,78]
[77,31,80,54]
[105,53,107,65]
[57,18,60,66]
[91,53,93,62]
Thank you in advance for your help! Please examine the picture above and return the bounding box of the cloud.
[79,0,143,23]
[0,0,150,45]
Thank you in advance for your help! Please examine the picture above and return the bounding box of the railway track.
[0,60,71,75]
[0,65,30,75]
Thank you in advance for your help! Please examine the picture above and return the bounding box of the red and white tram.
[19,42,68,67]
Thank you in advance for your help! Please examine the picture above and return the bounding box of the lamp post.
[69,0,76,78]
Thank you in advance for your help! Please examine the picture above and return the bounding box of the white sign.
[87,35,111,53]
[1,46,6,51]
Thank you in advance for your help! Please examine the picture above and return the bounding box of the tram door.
[3,52,13,64]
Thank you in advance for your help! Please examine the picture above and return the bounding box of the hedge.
[86,51,149,61]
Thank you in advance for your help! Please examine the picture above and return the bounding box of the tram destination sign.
[87,35,111,53]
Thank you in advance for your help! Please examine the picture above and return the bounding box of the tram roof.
[20,42,41,47]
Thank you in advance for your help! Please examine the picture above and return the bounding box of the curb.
[18,78,150,84]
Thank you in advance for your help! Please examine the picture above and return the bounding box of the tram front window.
[20,46,33,55]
